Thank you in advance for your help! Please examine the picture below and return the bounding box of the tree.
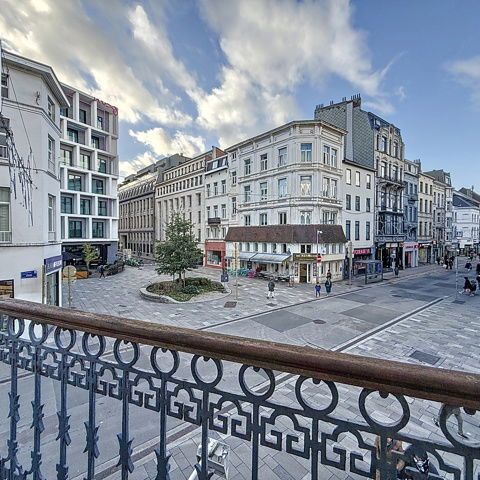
[82,243,97,271]
[155,213,203,285]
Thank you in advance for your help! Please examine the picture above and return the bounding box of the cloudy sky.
[1,0,479,187]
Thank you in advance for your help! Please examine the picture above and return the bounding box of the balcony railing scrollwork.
[0,299,479,480]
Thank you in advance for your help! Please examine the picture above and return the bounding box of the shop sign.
[246,261,253,269]
[44,255,63,274]
[403,243,418,252]
[293,253,317,262]
[21,270,37,279]
[353,248,371,256]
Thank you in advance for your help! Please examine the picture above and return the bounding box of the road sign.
[62,265,77,279]
[316,254,322,263]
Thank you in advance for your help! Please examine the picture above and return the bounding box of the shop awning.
[250,253,291,264]
[225,252,256,261]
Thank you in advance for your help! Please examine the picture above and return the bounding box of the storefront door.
[299,263,308,283]
[46,272,59,306]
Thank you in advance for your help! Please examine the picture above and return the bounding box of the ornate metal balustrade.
[0,299,479,480]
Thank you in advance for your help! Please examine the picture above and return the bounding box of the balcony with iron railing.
[378,174,404,188]
[0,299,478,480]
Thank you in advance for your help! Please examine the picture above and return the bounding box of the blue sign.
[21,270,37,279]
[44,255,63,274]
[221,273,229,283]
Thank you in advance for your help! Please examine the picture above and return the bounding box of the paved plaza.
[1,263,479,479]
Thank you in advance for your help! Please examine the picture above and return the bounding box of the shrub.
[182,285,200,295]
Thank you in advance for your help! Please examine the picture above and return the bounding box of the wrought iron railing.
[0,299,479,480]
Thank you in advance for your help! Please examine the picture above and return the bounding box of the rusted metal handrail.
[1,298,479,409]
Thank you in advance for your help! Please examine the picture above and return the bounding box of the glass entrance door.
[46,272,59,306]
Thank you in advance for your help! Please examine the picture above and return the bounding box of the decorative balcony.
[0,299,479,480]
[207,217,221,225]
[377,175,404,188]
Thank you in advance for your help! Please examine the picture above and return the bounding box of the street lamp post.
[316,230,322,284]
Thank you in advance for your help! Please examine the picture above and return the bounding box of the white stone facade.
[0,50,68,305]
[59,85,119,264]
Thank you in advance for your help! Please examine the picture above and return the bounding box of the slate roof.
[225,224,347,244]
[452,192,479,208]
[459,188,480,205]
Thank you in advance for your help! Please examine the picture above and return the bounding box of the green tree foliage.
[82,243,98,271]
[155,213,203,285]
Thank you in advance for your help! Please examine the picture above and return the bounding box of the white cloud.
[447,56,480,105]
[0,0,191,126]
[129,128,206,158]
[394,86,407,101]
[119,151,157,178]
[197,0,393,146]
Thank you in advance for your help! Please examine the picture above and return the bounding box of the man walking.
[267,279,275,299]
[99,264,106,278]
[315,283,321,298]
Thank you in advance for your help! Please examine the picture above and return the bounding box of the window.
[48,136,55,173]
[420,182,423,193]
[213,205,218,218]
[98,200,108,216]
[355,221,360,241]
[244,215,251,226]
[380,162,386,178]
[279,212,287,224]
[206,184,211,197]
[330,148,337,167]
[79,109,87,124]
[221,179,226,194]
[1,73,8,98]
[244,185,251,202]
[366,221,371,241]
[80,153,90,170]
[68,174,82,191]
[300,176,312,196]
[278,147,287,166]
[366,174,371,189]
[278,178,287,198]
[0,187,11,241]
[345,220,351,240]
[419,198,423,212]
[48,195,55,234]
[221,204,227,219]
[366,198,371,212]
[91,136,100,149]
[323,145,330,164]
[346,194,351,210]
[393,141,398,158]
[69,220,83,239]
[346,169,351,185]
[61,196,73,214]
[80,199,91,215]
[300,143,312,162]
[300,211,311,225]
[260,154,268,171]
[231,170,237,186]
[244,158,251,176]
[262,243,268,253]
[48,97,55,122]
[92,179,105,194]
[61,149,72,166]
[272,243,277,253]
[98,158,107,173]
[300,244,312,254]
[260,213,268,225]
[322,211,337,224]
[381,136,387,152]
[355,171,360,187]
[206,206,211,218]
[260,182,268,201]
[97,115,104,130]
[232,197,237,215]
[67,129,78,143]
[92,221,105,238]
[355,196,360,211]
[213,182,218,196]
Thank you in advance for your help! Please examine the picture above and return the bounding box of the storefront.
[402,242,419,268]
[352,248,373,275]
[376,243,402,268]
[44,255,62,306]
[292,253,344,283]
[418,242,432,264]
[205,240,226,269]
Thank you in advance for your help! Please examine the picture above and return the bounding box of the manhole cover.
[224,301,237,308]
[313,319,326,324]
[451,299,465,304]
[118,304,127,308]
[409,350,440,366]
[267,303,277,307]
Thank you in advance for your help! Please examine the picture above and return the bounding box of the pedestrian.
[99,264,106,278]
[325,278,332,294]
[394,265,399,277]
[267,279,275,298]
[476,263,480,275]
[326,269,332,281]
[465,261,472,272]
[374,436,403,480]
[449,258,454,270]
[433,406,467,438]
[315,282,321,298]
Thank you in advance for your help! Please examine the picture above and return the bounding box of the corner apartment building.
[224,120,347,283]
[453,188,480,254]
[403,159,419,268]
[417,170,435,263]
[0,50,68,305]
[315,95,406,269]
[155,153,206,252]
[204,148,231,268]
[59,86,119,264]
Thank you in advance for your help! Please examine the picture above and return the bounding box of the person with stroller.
[463,277,476,296]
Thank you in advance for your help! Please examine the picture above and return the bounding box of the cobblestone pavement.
[129,293,479,480]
